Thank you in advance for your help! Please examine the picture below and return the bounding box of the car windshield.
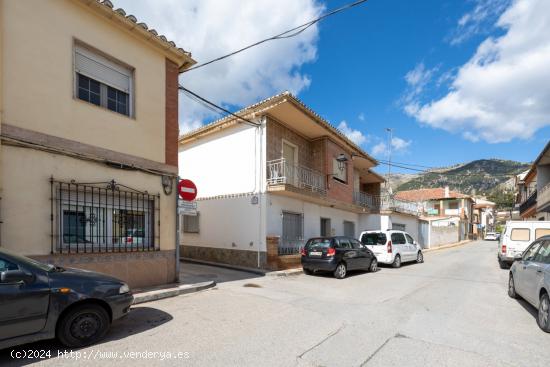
[361,232,387,245]
[0,248,55,272]
[305,238,332,250]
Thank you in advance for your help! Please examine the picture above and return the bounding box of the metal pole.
[175,176,181,283]
[386,128,393,194]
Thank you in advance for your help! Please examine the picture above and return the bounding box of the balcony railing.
[266,158,326,195]
[353,191,380,210]
[519,189,537,215]
[538,183,550,211]
[381,195,420,216]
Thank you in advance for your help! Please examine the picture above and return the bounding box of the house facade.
[178,92,384,269]
[472,198,496,237]
[0,0,195,287]
[518,141,550,221]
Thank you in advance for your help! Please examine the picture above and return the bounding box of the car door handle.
[537,269,543,274]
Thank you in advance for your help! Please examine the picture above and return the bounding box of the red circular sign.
[178,179,197,201]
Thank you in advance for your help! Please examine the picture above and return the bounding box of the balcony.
[353,191,380,210]
[266,158,326,195]
[381,195,420,216]
[519,190,537,215]
[538,183,550,212]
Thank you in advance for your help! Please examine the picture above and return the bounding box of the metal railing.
[50,178,160,254]
[353,191,380,210]
[519,189,537,215]
[266,158,326,195]
[381,195,420,216]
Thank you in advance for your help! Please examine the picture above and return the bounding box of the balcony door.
[282,140,298,186]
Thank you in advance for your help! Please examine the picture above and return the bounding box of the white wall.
[180,194,266,252]
[267,194,367,240]
[178,122,264,198]
[387,213,420,243]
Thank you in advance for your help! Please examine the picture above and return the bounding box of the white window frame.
[73,40,135,117]
[183,213,200,233]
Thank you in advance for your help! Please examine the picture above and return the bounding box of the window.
[448,201,459,210]
[51,179,159,253]
[361,232,387,245]
[534,241,550,264]
[524,241,542,261]
[74,44,133,117]
[391,232,407,245]
[320,218,331,237]
[393,223,406,232]
[183,214,200,233]
[332,158,347,183]
[337,238,352,249]
[510,228,530,241]
[405,233,415,244]
[351,239,363,249]
[0,258,18,273]
[343,221,355,237]
[535,228,550,239]
[281,211,303,255]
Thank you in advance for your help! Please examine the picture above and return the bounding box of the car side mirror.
[513,254,523,262]
[0,269,34,284]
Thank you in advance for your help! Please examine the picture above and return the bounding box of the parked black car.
[301,236,378,279]
[0,248,133,350]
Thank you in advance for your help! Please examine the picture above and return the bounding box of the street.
[2,240,550,367]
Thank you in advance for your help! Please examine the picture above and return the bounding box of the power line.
[182,0,369,73]
[178,85,260,127]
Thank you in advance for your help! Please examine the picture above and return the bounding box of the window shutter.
[75,46,131,93]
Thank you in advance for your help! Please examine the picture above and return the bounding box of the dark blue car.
[301,236,378,279]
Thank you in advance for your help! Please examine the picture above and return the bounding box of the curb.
[423,240,472,253]
[133,281,216,305]
[181,257,303,277]
[181,257,266,275]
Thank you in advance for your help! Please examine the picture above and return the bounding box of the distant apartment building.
[517,141,550,221]
[178,92,384,269]
[0,0,195,287]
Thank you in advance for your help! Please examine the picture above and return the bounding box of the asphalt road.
[2,240,550,366]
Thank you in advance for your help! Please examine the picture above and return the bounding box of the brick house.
[178,92,384,269]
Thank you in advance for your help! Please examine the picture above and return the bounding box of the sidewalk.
[423,240,471,253]
[181,257,303,277]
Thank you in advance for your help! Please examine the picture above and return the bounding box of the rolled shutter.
[75,46,131,93]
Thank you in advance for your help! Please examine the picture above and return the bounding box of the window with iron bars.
[50,178,160,254]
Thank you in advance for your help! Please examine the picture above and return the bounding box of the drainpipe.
[257,117,265,268]
[175,176,180,282]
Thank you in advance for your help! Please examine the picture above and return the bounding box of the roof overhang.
[78,0,196,71]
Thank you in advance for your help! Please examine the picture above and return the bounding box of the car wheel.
[538,293,550,333]
[508,274,518,299]
[303,268,313,275]
[57,303,111,348]
[334,263,347,279]
[416,251,424,263]
[368,258,378,272]
[392,254,401,268]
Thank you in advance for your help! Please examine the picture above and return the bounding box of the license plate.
[309,251,322,256]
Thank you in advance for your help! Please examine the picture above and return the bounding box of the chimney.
[444,186,450,198]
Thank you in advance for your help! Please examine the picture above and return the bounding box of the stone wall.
[181,245,267,269]
[430,226,459,248]
[32,250,176,289]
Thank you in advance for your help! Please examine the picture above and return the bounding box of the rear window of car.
[361,232,387,245]
[535,228,550,239]
[305,238,332,250]
[510,228,530,241]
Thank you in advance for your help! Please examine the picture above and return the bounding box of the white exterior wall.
[388,213,420,242]
[267,194,363,240]
[178,123,264,198]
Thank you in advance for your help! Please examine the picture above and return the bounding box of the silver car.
[508,235,550,332]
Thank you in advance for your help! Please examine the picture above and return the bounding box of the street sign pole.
[175,176,181,283]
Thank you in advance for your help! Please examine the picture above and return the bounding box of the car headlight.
[119,283,130,294]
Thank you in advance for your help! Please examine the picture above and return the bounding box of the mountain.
[394,159,531,196]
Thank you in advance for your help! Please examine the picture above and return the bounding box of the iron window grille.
[50,178,160,254]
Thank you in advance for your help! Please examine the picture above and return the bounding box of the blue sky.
[117,0,550,173]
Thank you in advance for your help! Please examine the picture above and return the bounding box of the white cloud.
[406,0,550,143]
[337,121,368,146]
[403,62,438,104]
[448,0,511,45]
[358,113,365,121]
[114,0,324,133]
[370,137,412,157]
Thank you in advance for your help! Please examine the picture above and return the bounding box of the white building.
[178,92,385,269]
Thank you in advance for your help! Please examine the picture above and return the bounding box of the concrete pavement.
[2,240,549,366]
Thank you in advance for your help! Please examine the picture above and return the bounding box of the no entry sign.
[178,179,197,201]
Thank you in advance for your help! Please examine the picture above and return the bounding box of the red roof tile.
[394,188,470,202]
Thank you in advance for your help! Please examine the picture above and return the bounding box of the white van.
[498,221,550,268]
[359,230,423,268]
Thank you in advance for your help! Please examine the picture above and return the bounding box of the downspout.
[257,117,265,268]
